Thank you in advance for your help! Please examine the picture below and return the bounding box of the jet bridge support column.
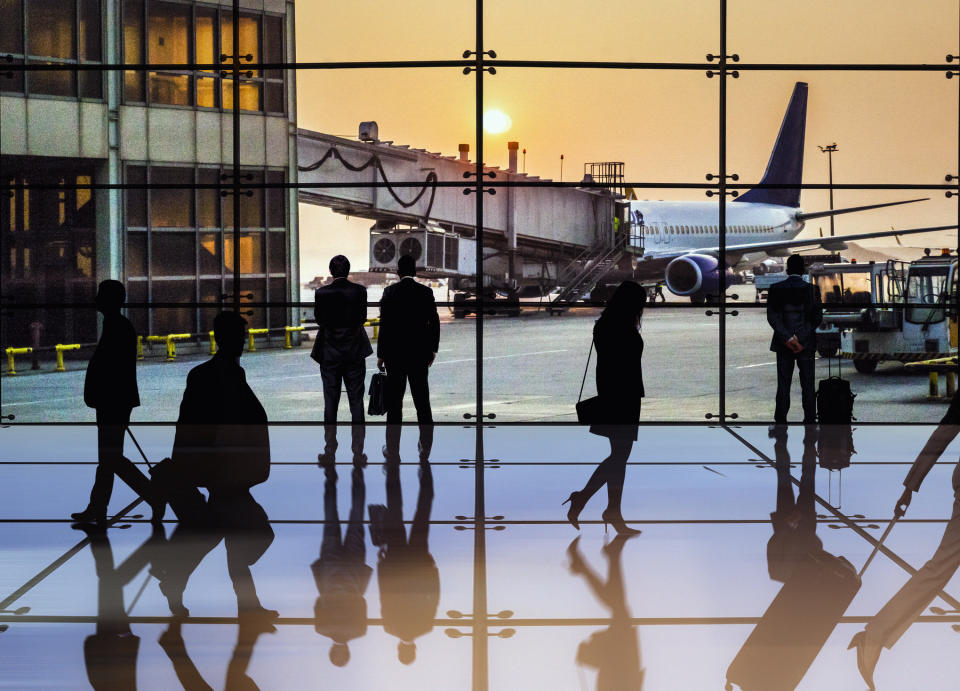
[507,142,519,285]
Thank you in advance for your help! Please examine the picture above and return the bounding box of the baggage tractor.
[725,551,861,690]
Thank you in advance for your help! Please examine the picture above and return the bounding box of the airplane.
[629,81,955,303]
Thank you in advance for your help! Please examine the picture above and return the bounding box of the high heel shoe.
[562,491,588,530]
[848,630,879,690]
[601,509,642,536]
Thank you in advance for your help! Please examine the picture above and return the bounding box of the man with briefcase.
[767,254,823,425]
[312,255,373,468]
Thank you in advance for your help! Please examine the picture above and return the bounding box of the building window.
[121,1,286,114]
[1,0,103,98]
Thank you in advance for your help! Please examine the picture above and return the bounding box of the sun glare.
[483,110,512,134]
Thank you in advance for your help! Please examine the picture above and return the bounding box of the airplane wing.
[642,224,958,267]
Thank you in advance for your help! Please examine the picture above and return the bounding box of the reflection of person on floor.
[73,279,162,526]
[75,522,166,690]
[850,391,960,689]
[369,427,438,665]
[567,535,643,690]
[565,281,646,536]
[768,424,820,583]
[312,466,372,667]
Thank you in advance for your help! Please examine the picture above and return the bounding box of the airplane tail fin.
[735,81,807,207]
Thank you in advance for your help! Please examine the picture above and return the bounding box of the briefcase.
[725,551,860,691]
[368,372,387,416]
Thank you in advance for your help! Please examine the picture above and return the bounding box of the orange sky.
[294,1,960,279]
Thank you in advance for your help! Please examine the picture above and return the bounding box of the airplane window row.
[660,225,765,235]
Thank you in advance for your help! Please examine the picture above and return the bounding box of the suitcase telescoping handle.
[858,515,898,578]
[126,427,153,470]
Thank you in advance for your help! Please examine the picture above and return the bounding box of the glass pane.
[199,277,222,333]
[221,11,261,112]
[0,59,24,93]
[126,231,146,278]
[224,231,264,274]
[263,15,282,64]
[265,170,284,228]
[78,0,100,61]
[123,0,144,101]
[197,168,219,227]
[238,277,265,329]
[0,0,23,54]
[150,232,195,277]
[151,278,195,334]
[268,276,286,328]
[78,70,100,98]
[264,81,283,113]
[267,231,285,274]
[149,72,190,105]
[195,6,217,106]
[148,1,190,64]
[126,165,146,227]
[199,230,219,275]
[27,61,74,96]
[126,279,148,335]
[221,77,259,112]
[27,0,75,59]
[223,171,264,228]
[149,167,194,227]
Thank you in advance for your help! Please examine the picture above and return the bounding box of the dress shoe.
[70,507,106,525]
[601,509,642,536]
[150,500,166,525]
[353,453,368,468]
[562,491,588,530]
[317,451,335,469]
[848,630,880,690]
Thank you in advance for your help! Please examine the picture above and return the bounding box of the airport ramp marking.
[735,361,777,370]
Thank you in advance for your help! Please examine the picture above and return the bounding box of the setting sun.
[483,109,512,134]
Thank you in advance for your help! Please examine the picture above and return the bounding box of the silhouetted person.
[312,255,372,468]
[727,425,860,691]
[312,466,372,667]
[377,255,439,462]
[767,254,822,424]
[159,312,270,520]
[73,280,162,526]
[850,390,960,689]
[565,282,646,536]
[74,522,166,690]
[368,430,438,664]
[567,535,644,690]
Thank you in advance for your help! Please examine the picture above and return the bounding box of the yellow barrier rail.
[5,347,32,376]
[284,325,305,349]
[905,357,958,398]
[365,318,380,341]
[146,333,191,361]
[55,343,81,372]
[247,328,269,352]
[136,335,144,360]
[208,331,217,355]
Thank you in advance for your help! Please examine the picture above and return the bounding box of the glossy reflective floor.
[2,424,960,690]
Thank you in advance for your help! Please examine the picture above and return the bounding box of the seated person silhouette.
[567,534,644,690]
[73,279,162,526]
[154,312,271,522]
[368,428,438,665]
[312,465,372,667]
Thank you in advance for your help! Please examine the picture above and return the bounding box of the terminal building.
[1,0,298,348]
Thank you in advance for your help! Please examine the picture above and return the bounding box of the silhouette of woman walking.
[565,281,646,535]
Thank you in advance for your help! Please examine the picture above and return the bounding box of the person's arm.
[358,285,368,327]
[766,286,791,343]
[376,288,389,366]
[425,288,440,364]
[313,289,325,346]
[896,392,960,515]
[808,284,823,330]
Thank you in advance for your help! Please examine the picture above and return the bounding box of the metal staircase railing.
[549,241,626,308]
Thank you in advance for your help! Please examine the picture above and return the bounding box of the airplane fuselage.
[629,200,804,263]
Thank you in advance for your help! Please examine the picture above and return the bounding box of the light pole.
[818,143,838,236]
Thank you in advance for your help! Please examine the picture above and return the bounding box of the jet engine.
[664,253,734,297]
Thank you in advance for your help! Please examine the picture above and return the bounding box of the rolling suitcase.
[725,550,861,691]
[149,457,206,524]
[817,356,856,424]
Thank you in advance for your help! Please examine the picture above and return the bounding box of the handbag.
[368,371,387,416]
[575,340,606,424]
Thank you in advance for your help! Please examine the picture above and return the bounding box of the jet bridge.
[297,126,632,302]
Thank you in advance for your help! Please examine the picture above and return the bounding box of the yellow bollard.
[365,318,380,341]
[284,325,304,349]
[55,343,81,372]
[136,335,144,360]
[247,328,268,352]
[930,371,940,397]
[6,347,32,375]
[164,334,192,361]
[948,371,957,397]
[209,331,217,355]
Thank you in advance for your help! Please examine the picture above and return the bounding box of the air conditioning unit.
[370,233,399,270]
[369,227,476,275]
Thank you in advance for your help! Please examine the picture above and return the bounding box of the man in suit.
[767,254,822,424]
[312,255,372,467]
[377,255,440,461]
[73,280,161,525]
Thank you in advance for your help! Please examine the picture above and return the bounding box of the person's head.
[329,254,350,279]
[213,311,247,358]
[397,255,416,278]
[329,642,350,667]
[786,254,805,276]
[600,281,647,327]
[397,641,416,665]
[95,280,126,315]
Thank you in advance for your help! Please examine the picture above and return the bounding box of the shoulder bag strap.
[578,339,595,403]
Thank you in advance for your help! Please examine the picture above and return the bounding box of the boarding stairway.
[548,236,627,312]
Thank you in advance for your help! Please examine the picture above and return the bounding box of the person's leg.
[407,366,433,424]
[342,360,367,460]
[95,407,154,508]
[797,357,817,423]
[384,365,407,459]
[603,436,634,517]
[320,366,343,459]
[85,409,120,516]
[774,352,795,423]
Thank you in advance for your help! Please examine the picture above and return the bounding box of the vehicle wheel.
[853,359,878,374]
[690,293,706,305]
[817,345,838,358]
